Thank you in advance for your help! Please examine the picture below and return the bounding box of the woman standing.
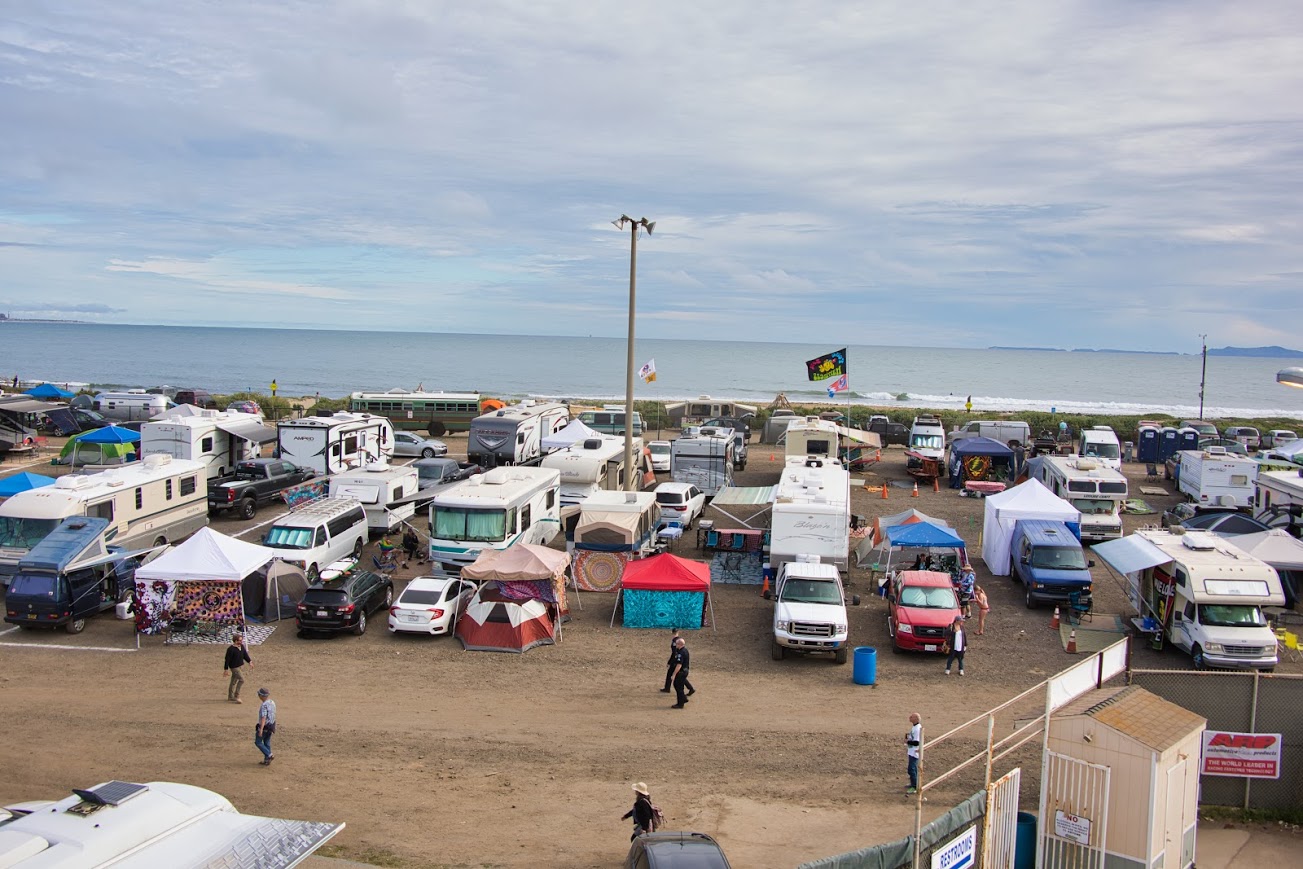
[621,782,655,840]
[974,586,990,635]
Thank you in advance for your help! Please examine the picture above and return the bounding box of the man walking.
[669,637,691,709]
[661,629,694,695]
[223,633,252,703]
[905,712,922,794]
[254,687,276,765]
[944,616,967,676]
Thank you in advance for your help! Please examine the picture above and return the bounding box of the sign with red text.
[1200,731,1282,779]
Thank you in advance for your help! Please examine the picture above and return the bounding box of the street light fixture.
[613,215,655,491]
[1278,367,1303,389]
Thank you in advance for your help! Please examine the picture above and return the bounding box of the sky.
[1,2,1302,352]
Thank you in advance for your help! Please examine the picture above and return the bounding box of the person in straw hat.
[621,782,655,840]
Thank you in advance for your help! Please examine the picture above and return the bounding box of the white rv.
[1253,468,1303,529]
[782,416,840,459]
[541,435,646,507]
[141,409,275,480]
[1077,426,1122,469]
[770,455,851,570]
[1095,528,1284,670]
[670,426,734,497]
[1033,456,1127,541]
[1178,447,1258,510]
[328,462,421,534]
[276,411,395,476]
[467,400,570,469]
[427,466,561,573]
[0,455,207,582]
[92,390,171,421]
[666,396,758,428]
[906,414,946,476]
[573,489,661,557]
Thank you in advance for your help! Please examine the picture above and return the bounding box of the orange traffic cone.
[881,483,889,500]
[912,482,919,498]
[932,477,940,493]
[761,576,770,597]
[770,453,776,461]
[1050,607,1061,630]
[1066,629,1078,654]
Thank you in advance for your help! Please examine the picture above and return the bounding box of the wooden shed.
[1043,685,1205,869]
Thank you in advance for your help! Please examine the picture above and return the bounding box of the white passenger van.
[1077,426,1122,469]
[92,390,171,421]
[261,497,368,581]
[276,412,395,476]
[1033,455,1127,541]
[427,466,561,574]
[328,463,420,534]
[141,409,276,479]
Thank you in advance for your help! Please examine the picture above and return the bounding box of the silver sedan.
[392,430,449,458]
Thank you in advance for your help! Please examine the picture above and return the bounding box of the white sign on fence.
[1201,731,1284,779]
[1054,810,1092,845]
[931,824,976,869]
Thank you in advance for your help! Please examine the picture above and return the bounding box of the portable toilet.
[1158,427,1180,462]
[1044,685,1205,869]
[1177,427,1200,453]
[1137,426,1160,464]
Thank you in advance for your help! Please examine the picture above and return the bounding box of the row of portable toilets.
[1136,425,1201,464]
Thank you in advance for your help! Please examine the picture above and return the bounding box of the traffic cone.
[1066,629,1078,654]
[761,576,770,597]
[932,477,939,493]
[1050,607,1061,630]
[912,482,919,498]
[881,483,889,500]
[770,453,775,461]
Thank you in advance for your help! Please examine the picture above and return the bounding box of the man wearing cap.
[254,688,277,766]
[223,633,252,703]
[621,782,655,840]
[669,637,691,709]
[905,712,922,794]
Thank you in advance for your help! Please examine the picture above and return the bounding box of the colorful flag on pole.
[827,374,848,397]
[638,359,657,383]
[806,348,847,381]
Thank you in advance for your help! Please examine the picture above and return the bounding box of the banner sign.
[806,348,847,381]
[1201,731,1283,778]
[930,824,976,869]
[1054,810,1092,845]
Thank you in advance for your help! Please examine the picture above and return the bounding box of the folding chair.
[372,554,397,575]
[1277,629,1302,663]
[1067,590,1093,625]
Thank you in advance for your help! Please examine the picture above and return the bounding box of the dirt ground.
[1,434,1297,868]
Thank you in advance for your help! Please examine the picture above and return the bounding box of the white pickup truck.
[767,556,858,664]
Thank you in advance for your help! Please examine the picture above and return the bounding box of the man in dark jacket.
[223,633,252,703]
[670,638,691,708]
[661,628,695,695]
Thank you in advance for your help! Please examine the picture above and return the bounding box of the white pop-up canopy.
[541,419,601,450]
[135,527,275,582]
[980,478,1081,575]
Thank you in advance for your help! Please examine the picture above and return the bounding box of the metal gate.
[981,767,1021,869]
[1039,751,1110,868]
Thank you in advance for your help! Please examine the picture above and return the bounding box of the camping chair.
[372,553,397,575]
[1276,628,1302,663]
[1066,590,1093,625]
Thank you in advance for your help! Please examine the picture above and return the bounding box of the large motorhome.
[770,455,851,570]
[670,426,734,497]
[1252,467,1303,531]
[1178,447,1258,510]
[328,463,421,534]
[782,416,840,459]
[92,390,171,421]
[349,389,483,435]
[0,455,207,583]
[467,401,569,469]
[276,411,395,476]
[541,435,648,507]
[141,409,276,480]
[427,466,561,573]
[665,396,758,429]
[1033,456,1127,542]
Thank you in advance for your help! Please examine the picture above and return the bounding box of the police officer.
[670,637,691,709]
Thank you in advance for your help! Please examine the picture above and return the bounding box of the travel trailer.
[1095,528,1284,670]
[541,435,648,507]
[328,463,421,534]
[276,411,395,476]
[427,466,561,573]
[770,455,851,570]
[670,426,734,497]
[1177,447,1258,510]
[92,390,171,421]
[0,456,207,584]
[1077,426,1122,469]
[1033,456,1127,542]
[467,400,569,469]
[349,388,483,435]
[1252,468,1303,531]
[572,489,661,558]
[665,396,758,429]
[141,409,275,480]
[782,416,840,459]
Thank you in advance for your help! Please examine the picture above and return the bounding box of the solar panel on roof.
[73,780,149,806]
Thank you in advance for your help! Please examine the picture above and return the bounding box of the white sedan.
[387,576,477,635]
[648,440,672,473]
[392,430,449,458]
[654,482,705,529]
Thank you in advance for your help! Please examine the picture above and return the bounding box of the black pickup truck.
[208,459,316,519]
[865,415,910,447]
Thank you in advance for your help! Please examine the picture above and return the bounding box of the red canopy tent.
[610,553,715,631]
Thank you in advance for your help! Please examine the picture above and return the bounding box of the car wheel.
[306,564,319,583]
[353,610,367,636]
[834,647,848,665]
[421,447,436,458]
[66,617,87,635]
[383,585,393,609]
[352,539,363,559]
[153,536,167,548]
[1025,587,1036,609]
[1192,644,1206,670]
[238,498,257,520]
[771,641,786,661]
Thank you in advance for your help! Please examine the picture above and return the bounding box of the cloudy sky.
[2,2,1301,351]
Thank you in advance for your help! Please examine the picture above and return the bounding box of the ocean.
[4,322,1303,420]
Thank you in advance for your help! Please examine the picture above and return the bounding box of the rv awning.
[836,425,882,449]
[711,485,777,505]
[216,418,278,444]
[1092,535,1171,576]
[0,398,54,413]
[332,482,382,505]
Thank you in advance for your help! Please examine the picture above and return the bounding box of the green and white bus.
[349,390,483,436]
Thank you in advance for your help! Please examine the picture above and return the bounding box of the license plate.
[924,644,938,652]
[403,614,421,622]
[25,614,36,620]
[316,610,328,617]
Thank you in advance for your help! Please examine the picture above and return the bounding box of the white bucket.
[115,601,132,620]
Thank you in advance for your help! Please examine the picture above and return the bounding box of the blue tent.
[948,436,1015,488]
[79,425,141,444]
[885,521,966,549]
[24,383,75,399]
[0,472,57,497]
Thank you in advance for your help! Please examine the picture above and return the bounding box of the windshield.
[8,573,60,597]
[1197,604,1266,628]
[656,491,686,506]
[1071,498,1117,516]
[1030,547,1088,570]
[650,444,670,455]
[263,526,314,549]
[1083,442,1120,459]
[779,578,842,604]
[431,507,510,543]
[899,585,959,609]
[0,517,60,549]
[911,434,943,450]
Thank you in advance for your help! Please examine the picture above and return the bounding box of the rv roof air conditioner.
[805,458,824,468]
[1206,446,1227,456]
[1182,532,1218,551]
[1075,458,1098,471]
[582,439,603,450]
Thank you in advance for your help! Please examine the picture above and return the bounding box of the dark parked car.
[625,832,732,869]
[1160,503,1272,536]
[1197,437,1248,456]
[296,570,394,637]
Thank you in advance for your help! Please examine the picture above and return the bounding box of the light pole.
[612,215,655,491]
[1198,334,1208,419]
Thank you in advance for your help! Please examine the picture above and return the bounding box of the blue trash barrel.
[853,646,877,685]
[1014,812,1037,869]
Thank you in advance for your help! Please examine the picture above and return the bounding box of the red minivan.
[887,570,962,653]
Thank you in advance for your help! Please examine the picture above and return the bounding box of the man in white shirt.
[905,713,922,794]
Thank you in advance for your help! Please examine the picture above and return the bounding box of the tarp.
[461,544,570,582]
[1092,534,1171,576]
[455,592,555,652]
[575,509,646,550]
[136,527,276,582]
[0,471,56,497]
[24,383,75,399]
[216,417,278,444]
[704,485,776,530]
[541,418,600,450]
[884,522,966,549]
[42,407,81,436]
[621,553,711,590]
[949,436,1015,458]
[80,424,141,444]
[981,478,1082,575]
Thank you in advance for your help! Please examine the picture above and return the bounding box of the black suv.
[296,570,394,637]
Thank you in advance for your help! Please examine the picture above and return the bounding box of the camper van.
[141,409,275,480]
[572,489,660,557]
[276,412,395,476]
[327,463,420,534]
[665,396,758,429]
[466,401,569,469]
[1077,426,1122,469]
[670,427,734,498]
[951,420,1032,448]
[1096,528,1284,670]
[427,466,561,573]
[541,435,648,507]
[1033,456,1127,542]
[1178,447,1258,510]
[261,497,368,581]
[907,415,947,472]
[92,390,171,421]
[0,456,207,584]
[782,416,840,459]
[770,455,851,570]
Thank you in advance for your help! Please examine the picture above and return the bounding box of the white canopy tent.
[980,478,1082,575]
[135,527,276,582]
[541,418,601,450]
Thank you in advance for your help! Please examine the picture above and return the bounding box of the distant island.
[1207,345,1303,358]
[989,346,1179,355]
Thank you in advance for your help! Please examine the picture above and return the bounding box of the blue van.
[1009,519,1093,609]
[577,410,643,437]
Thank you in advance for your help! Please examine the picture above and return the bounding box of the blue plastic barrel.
[1014,812,1037,869]
[853,646,877,685]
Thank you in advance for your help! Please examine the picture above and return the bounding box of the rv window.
[1067,481,1096,493]
[343,436,358,456]
[180,476,197,496]
[166,479,173,501]
[521,504,532,532]
[1175,569,1187,588]
[807,439,831,455]
[1230,475,1248,486]
[91,501,114,521]
[1070,498,1115,515]
[0,517,59,548]
[517,432,525,445]
[1099,482,1127,495]
[546,490,556,509]
[201,436,213,452]
[1184,601,1196,620]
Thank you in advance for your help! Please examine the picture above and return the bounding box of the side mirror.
[851,594,861,606]
[1088,559,1095,568]
[1020,555,1030,564]
[1173,611,1182,622]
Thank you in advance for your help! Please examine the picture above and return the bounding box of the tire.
[66,617,87,635]
[353,610,367,636]
[306,564,319,583]
[428,422,447,437]
[352,539,363,559]
[238,498,257,520]
[771,641,786,661]
[1192,645,1206,670]
[153,536,167,548]
[833,647,848,665]
[421,447,436,458]
[1025,587,1037,609]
